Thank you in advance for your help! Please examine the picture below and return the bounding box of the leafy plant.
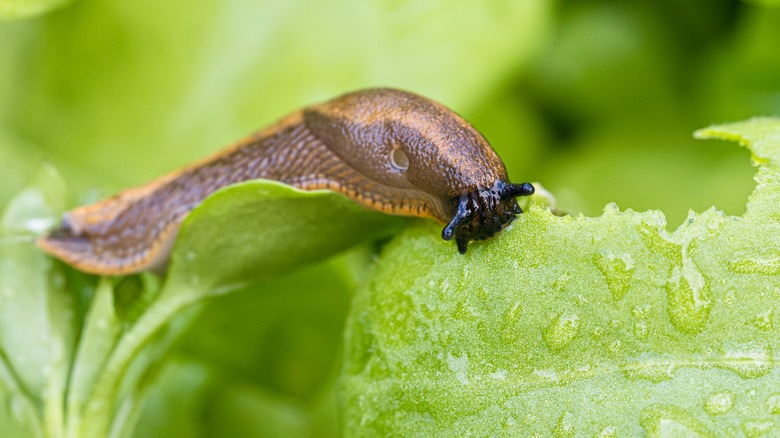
[342,118,780,436]
[2,0,780,436]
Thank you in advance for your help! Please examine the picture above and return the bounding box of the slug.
[37,88,534,275]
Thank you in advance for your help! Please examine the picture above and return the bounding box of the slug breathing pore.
[38,88,535,275]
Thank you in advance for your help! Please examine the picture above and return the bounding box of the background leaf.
[0,0,548,201]
[0,0,72,20]
[0,166,80,437]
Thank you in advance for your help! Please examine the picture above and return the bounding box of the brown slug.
[37,88,534,275]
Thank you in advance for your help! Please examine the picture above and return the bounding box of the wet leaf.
[342,118,780,436]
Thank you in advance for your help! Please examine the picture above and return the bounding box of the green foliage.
[343,118,780,435]
[0,175,405,437]
[2,0,780,437]
[0,0,71,19]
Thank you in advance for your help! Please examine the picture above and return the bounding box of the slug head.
[441,181,535,254]
[304,88,535,253]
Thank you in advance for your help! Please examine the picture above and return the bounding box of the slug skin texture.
[38,88,535,275]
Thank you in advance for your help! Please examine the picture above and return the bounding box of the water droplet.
[501,301,523,343]
[666,264,712,334]
[622,356,675,383]
[552,272,570,292]
[754,309,774,331]
[51,271,65,289]
[593,252,635,301]
[632,304,651,318]
[608,339,622,354]
[595,426,617,437]
[729,256,780,275]
[603,202,620,214]
[634,321,648,339]
[704,392,734,415]
[543,312,580,352]
[446,353,469,385]
[743,420,774,438]
[717,342,774,379]
[766,394,780,414]
[640,404,712,436]
[532,368,559,382]
[636,221,680,260]
[452,300,475,322]
[552,411,575,438]
[489,369,507,380]
[723,289,737,306]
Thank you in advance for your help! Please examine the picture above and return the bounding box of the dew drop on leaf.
[551,272,570,292]
[717,342,774,379]
[489,369,507,380]
[723,289,737,306]
[633,321,648,340]
[593,252,634,301]
[704,391,734,415]
[621,355,675,383]
[640,403,712,436]
[728,256,780,275]
[552,411,575,438]
[501,301,523,343]
[632,304,651,319]
[765,394,780,415]
[607,339,621,354]
[543,312,579,352]
[446,352,469,385]
[753,309,774,331]
[665,264,712,334]
[594,426,618,437]
[742,420,774,438]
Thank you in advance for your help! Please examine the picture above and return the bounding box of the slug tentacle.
[441,180,535,254]
[38,88,536,275]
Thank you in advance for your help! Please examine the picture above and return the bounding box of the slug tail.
[36,220,96,270]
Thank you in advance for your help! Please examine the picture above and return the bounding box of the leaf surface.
[343,118,780,436]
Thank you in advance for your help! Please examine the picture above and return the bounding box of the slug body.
[38,88,534,275]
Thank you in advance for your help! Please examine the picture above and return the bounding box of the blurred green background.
[1,0,779,436]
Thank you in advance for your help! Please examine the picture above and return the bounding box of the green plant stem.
[74,286,199,438]
[0,350,43,438]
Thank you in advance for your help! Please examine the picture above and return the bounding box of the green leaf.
[74,180,405,437]
[0,0,549,200]
[166,180,407,292]
[0,0,72,20]
[342,118,780,436]
[64,278,120,437]
[0,1,552,436]
[0,165,77,437]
